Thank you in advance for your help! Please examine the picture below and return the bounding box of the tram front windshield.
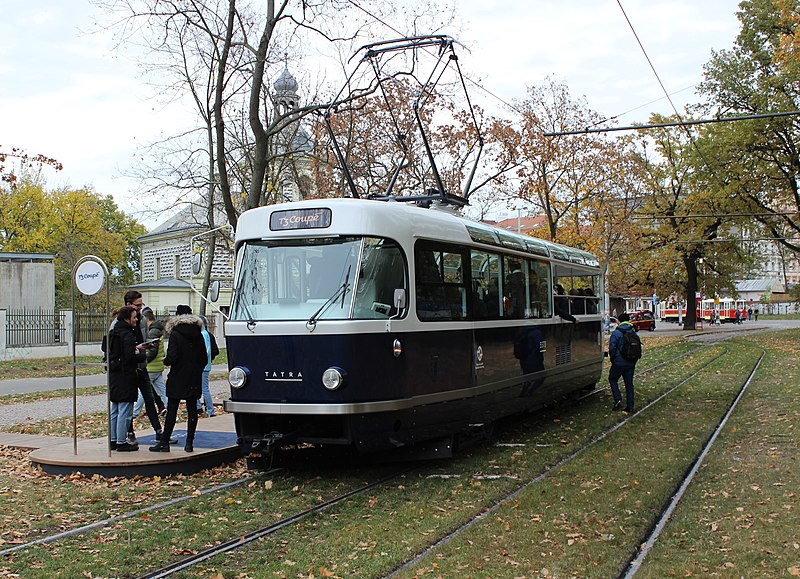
[231,236,406,321]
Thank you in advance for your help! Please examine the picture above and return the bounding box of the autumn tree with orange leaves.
[310,78,516,202]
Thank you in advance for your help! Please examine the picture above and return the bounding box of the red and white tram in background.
[658,298,748,323]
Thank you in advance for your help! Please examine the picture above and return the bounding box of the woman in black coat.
[150,309,208,453]
[108,306,148,451]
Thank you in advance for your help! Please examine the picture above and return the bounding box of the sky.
[0,1,742,229]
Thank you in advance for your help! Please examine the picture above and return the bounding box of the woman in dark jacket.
[109,306,148,451]
[150,307,208,453]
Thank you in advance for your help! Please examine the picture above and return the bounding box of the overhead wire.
[615,0,685,122]
[344,0,523,115]
[344,0,715,126]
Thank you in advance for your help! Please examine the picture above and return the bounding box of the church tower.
[272,66,314,202]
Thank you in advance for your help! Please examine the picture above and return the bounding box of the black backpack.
[620,328,642,361]
[102,333,124,372]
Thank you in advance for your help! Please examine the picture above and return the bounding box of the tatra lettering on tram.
[221,36,606,463]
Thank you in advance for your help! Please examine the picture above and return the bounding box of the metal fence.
[3,309,222,348]
[5,309,67,347]
[3,309,112,347]
[74,310,109,343]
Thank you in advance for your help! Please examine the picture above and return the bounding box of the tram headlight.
[322,367,346,390]
[228,366,249,389]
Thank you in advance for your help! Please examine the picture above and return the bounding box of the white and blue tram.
[223,197,604,460]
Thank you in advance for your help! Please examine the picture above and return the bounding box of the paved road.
[0,375,231,427]
[646,318,800,341]
[0,364,231,427]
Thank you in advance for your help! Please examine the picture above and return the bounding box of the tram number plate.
[270,208,332,230]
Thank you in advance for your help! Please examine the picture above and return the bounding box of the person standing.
[150,305,208,453]
[108,306,150,451]
[197,315,220,417]
[142,308,169,411]
[608,312,640,413]
[119,291,164,443]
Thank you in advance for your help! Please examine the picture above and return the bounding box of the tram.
[659,297,746,323]
[223,197,605,460]
[701,298,747,323]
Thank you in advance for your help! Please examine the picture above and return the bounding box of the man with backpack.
[608,312,641,413]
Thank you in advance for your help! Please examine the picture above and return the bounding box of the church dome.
[274,67,299,94]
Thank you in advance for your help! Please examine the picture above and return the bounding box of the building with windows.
[131,204,233,317]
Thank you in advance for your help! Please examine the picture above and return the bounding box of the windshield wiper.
[306,264,351,331]
[232,285,258,329]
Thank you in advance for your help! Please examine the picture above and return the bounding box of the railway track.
[2,343,740,577]
[138,467,414,579]
[385,344,734,577]
[134,346,719,577]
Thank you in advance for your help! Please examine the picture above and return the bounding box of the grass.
[0,349,227,382]
[0,334,797,577]
[0,385,107,407]
[0,356,106,381]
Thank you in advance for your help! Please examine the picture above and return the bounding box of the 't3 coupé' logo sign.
[270,208,332,231]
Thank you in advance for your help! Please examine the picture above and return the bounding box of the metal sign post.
[71,256,110,456]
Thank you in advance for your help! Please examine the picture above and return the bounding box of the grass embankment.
[1,333,797,577]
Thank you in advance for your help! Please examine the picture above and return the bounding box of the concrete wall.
[0,261,55,310]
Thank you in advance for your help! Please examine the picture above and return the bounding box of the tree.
[0,147,61,190]
[102,0,457,312]
[632,115,753,329]
[0,176,146,307]
[509,78,636,246]
[698,0,800,253]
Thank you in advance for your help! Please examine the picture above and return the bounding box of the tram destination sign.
[270,208,332,231]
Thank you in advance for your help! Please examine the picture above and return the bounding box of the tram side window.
[352,238,407,319]
[415,243,467,321]
[553,268,601,316]
[528,259,551,318]
[504,256,526,319]
[470,250,502,319]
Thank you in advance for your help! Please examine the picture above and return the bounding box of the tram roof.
[235,198,600,268]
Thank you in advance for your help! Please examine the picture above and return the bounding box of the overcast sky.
[1,1,742,228]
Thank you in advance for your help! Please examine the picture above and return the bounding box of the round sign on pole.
[75,260,105,296]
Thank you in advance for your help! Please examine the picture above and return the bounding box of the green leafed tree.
[698,0,800,253]
[0,176,146,307]
[633,115,755,329]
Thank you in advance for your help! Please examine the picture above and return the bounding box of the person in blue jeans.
[107,306,151,451]
[197,315,219,416]
[608,312,638,413]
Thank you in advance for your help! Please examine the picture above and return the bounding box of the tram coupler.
[243,432,285,470]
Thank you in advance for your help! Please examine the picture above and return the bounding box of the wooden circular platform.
[26,414,243,478]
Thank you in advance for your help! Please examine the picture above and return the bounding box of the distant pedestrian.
[754,308,759,321]
[608,312,640,413]
[107,306,150,452]
[150,305,208,453]
[747,307,753,321]
[196,315,220,417]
